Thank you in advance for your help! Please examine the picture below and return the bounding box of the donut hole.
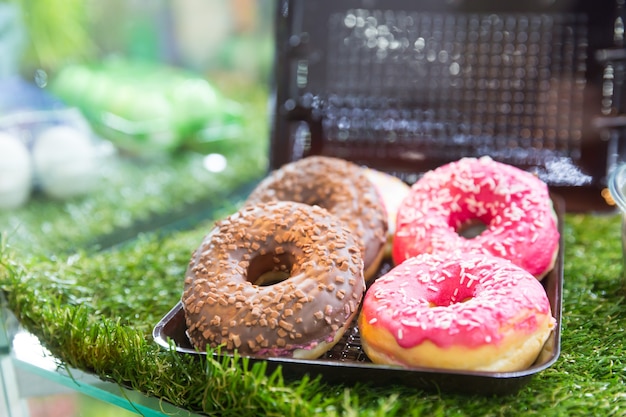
[429,296,474,308]
[456,219,488,239]
[429,281,475,306]
[247,252,293,286]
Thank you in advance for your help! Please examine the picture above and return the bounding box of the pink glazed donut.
[392,157,559,280]
[358,252,556,372]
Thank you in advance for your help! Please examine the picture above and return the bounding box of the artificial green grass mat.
[1,211,626,416]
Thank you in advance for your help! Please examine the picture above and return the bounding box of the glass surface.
[609,163,626,213]
[0,310,197,417]
[6,327,201,417]
[609,163,626,279]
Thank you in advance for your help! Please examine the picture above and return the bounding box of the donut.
[363,168,411,258]
[358,252,556,372]
[182,201,365,359]
[246,156,387,281]
[393,156,559,279]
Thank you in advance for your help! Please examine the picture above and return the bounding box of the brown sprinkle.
[182,197,367,357]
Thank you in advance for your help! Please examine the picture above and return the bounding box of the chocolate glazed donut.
[245,156,388,281]
[182,201,365,359]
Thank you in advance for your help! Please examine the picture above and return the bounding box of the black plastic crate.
[270,0,626,211]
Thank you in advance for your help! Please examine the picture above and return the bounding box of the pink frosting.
[392,157,560,277]
[362,253,554,349]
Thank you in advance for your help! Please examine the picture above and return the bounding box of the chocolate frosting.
[182,201,365,357]
[245,156,387,279]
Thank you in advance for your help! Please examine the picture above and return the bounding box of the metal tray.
[153,196,564,395]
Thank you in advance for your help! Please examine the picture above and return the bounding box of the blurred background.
[2,0,274,83]
[0,0,275,210]
[1,1,275,416]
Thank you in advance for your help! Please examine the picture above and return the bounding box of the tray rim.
[154,298,561,380]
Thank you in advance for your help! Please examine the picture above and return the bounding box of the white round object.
[32,125,98,199]
[202,153,227,173]
[0,132,33,209]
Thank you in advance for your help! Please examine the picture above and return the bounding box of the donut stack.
[360,156,559,372]
[182,156,388,359]
[181,155,560,372]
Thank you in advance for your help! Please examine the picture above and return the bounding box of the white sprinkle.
[433,274,446,282]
